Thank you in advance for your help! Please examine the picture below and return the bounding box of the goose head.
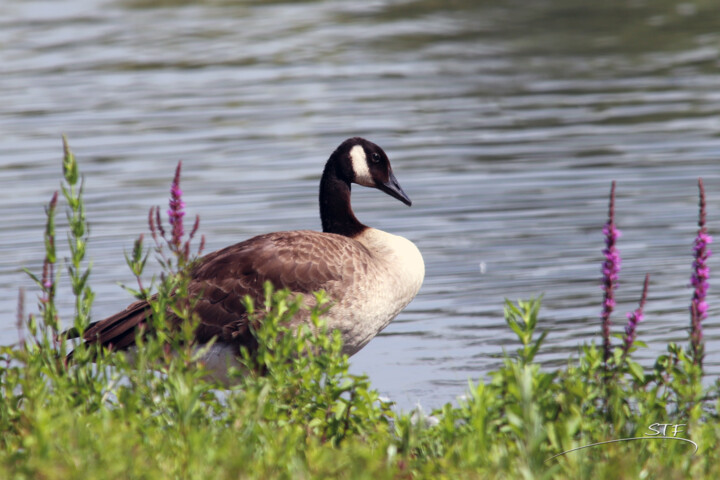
[320,138,412,236]
[336,137,412,206]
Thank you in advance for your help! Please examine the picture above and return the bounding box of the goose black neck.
[319,163,367,237]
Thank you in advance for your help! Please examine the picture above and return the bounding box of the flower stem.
[622,274,649,356]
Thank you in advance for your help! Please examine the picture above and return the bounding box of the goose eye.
[371,152,381,163]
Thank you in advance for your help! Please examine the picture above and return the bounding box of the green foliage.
[504,296,547,365]
[1,140,719,479]
[233,284,394,447]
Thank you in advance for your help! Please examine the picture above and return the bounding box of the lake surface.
[2,0,720,410]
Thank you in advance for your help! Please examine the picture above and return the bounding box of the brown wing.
[82,230,367,353]
[83,298,153,351]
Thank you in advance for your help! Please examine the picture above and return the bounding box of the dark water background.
[2,0,720,409]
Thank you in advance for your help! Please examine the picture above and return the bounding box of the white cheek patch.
[349,145,375,187]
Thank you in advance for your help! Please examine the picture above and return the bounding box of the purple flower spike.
[623,274,649,354]
[168,161,186,249]
[690,178,712,367]
[601,181,621,363]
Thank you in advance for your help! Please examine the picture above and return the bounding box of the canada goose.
[80,137,424,382]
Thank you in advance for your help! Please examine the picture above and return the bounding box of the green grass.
[1,139,718,479]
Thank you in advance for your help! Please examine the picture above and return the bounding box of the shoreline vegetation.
[1,139,718,478]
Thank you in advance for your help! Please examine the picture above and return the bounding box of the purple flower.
[41,259,53,292]
[601,181,621,363]
[623,274,649,354]
[168,162,185,248]
[145,161,204,269]
[690,178,712,366]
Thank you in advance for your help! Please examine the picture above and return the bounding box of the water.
[2,0,720,410]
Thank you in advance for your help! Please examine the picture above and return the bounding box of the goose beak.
[378,171,412,206]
